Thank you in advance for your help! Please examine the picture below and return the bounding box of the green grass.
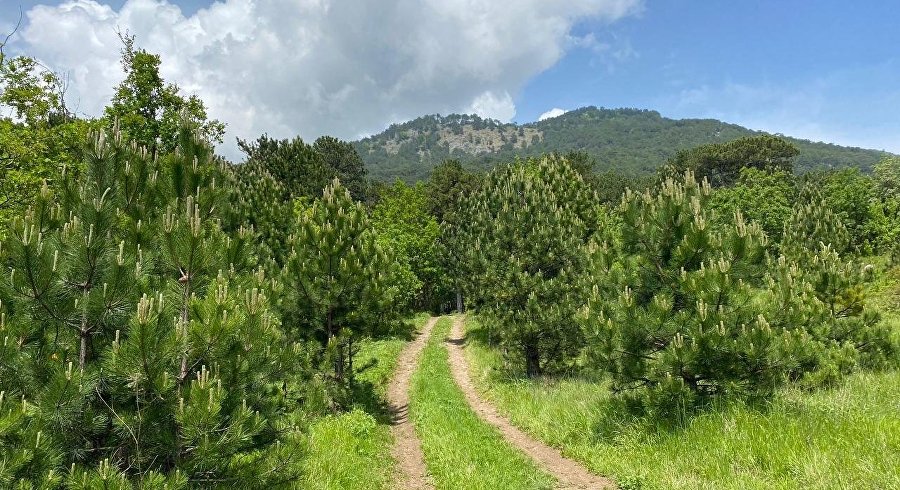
[301,409,396,490]
[409,317,555,490]
[300,313,430,490]
[464,315,900,490]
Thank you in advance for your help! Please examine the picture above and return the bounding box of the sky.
[2,0,898,160]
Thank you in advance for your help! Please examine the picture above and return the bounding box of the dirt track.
[445,315,616,490]
[386,317,437,490]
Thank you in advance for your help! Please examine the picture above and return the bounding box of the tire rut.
[386,316,438,490]
[445,315,616,490]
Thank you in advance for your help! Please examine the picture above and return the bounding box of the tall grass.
[464,315,900,490]
[410,317,555,489]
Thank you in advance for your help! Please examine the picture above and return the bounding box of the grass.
[464,314,900,490]
[299,313,429,490]
[409,317,555,490]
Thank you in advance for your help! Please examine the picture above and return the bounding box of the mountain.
[353,107,892,182]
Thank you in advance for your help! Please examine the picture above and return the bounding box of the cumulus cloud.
[10,0,642,159]
[538,107,567,121]
[468,91,516,122]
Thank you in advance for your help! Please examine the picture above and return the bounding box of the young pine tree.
[781,184,850,258]
[779,187,895,377]
[581,172,896,416]
[231,160,295,270]
[0,125,305,487]
[460,156,597,376]
[282,179,392,388]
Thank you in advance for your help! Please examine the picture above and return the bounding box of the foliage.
[238,135,326,199]
[710,167,797,244]
[104,34,224,156]
[781,184,851,258]
[662,135,798,187]
[869,200,900,262]
[0,124,306,487]
[425,159,480,224]
[0,55,94,237]
[313,136,369,201]
[780,191,895,373]
[802,169,876,253]
[428,160,481,311]
[1,55,69,126]
[865,157,900,260]
[460,155,597,376]
[873,156,900,198]
[593,170,655,206]
[370,181,443,311]
[237,134,368,202]
[230,159,295,269]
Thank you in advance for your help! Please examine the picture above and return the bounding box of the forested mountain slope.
[355,107,892,182]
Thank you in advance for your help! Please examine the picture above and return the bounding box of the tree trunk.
[79,330,88,370]
[79,288,90,370]
[456,288,464,314]
[178,275,191,384]
[327,308,344,381]
[335,341,344,382]
[524,342,541,378]
[347,335,354,386]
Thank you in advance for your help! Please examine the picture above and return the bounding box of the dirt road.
[445,315,615,490]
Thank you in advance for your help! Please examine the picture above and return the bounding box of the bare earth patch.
[386,317,438,490]
[446,315,616,490]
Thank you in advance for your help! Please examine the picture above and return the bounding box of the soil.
[445,315,616,490]
[386,317,438,490]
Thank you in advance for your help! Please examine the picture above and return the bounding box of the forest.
[355,107,891,182]
[1,39,899,489]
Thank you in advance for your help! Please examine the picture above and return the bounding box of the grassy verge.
[464,315,900,490]
[300,313,429,490]
[410,317,555,489]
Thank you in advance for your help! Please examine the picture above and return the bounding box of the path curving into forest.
[445,315,616,490]
[386,316,437,490]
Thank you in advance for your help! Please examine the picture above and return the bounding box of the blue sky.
[519,0,900,152]
[3,0,898,157]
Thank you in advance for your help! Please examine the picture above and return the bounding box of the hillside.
[354,107,892,182]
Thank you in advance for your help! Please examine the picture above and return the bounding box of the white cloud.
[468,91,516,122]
[538,107,567,121]
[8,0,642,159]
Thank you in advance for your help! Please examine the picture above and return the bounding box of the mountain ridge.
[353,106,893,182]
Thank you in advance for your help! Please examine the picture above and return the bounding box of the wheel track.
[386,316,437,490]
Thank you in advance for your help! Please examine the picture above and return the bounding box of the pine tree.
[781,184,850,258]
[0,123,305,487]
[282,179,392,388]
[460,156,597,376]
[231,161,294,270]
[778,186,895,377]
[581,171,896,416]
[312,136,368,201]
[662,135,798,187]
[430,159,480,312]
